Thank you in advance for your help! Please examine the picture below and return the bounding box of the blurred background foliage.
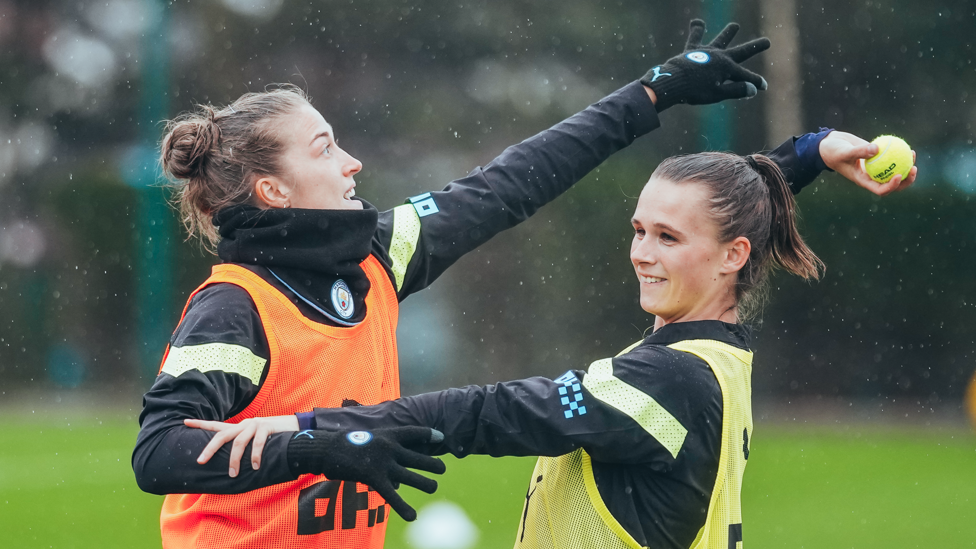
[0,0,974,415]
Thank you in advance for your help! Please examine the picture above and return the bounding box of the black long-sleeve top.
[305,321,746,549]
[133,79,832,497]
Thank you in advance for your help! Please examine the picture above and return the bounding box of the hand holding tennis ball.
[864,135,914,184]
[819,131,917,196]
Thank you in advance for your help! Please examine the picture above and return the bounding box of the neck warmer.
[213,200,378,324]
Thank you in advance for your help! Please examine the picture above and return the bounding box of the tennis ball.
[864,135,913,184]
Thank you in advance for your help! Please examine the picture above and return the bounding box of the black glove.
[640,19,771,112]
[287,426,446,521]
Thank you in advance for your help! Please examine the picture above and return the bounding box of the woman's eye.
[634,228,645,238]
[322,145,331,155]
[661,233,676,242]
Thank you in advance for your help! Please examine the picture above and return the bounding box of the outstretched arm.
[375,19,773,299]
[191,345,718,472]
[374,81,661,298]
[765,129,917,196]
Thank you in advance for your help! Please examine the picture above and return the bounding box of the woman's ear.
[253,176,293,209]
[720,236,752,274]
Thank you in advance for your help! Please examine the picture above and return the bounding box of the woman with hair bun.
[132,18,908,549]
[189,135,915,548]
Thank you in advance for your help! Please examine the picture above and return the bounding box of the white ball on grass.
[404,501,479,549]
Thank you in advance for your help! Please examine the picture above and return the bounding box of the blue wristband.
[795,127,834,174]
[296,411,316,431]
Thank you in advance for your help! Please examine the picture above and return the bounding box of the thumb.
[391,426,443,446]
[716,81,758,101]
[843,142,879,161]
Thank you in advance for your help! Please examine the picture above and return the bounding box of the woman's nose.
[344,153,363,177]
[632,241,657,265]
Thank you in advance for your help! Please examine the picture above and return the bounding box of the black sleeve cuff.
[621,80,663,136]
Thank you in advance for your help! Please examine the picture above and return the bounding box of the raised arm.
[374,19,772,299]
[374,81,661,299]
[766,128,917,196]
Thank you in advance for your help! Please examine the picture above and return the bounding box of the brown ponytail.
[160,85,312,251]
[748,155,823,279]
[650,152,824,320]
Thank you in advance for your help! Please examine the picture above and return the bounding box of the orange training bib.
[158,256,400,549]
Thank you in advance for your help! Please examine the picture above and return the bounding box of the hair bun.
[161,107,221,180]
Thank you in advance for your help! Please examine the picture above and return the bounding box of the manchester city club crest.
[331,279,355,319]
[346,431,373,445]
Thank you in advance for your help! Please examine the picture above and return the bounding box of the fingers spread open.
[197,428,240,465]
[373,482,417,522]
[251,426,270,470]
[228,424,257,477]
[727,37,771,63]
[708,22,740,49]
[396,448,447,475]
[685,19,706,49]
[393,466,440,495]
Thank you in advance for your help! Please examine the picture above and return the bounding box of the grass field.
[0,413,973,548]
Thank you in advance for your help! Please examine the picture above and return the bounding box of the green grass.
[1,415,973,548]
[743,426,976,548]
[0,414,164,548]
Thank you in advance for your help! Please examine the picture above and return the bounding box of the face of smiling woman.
[630,177,752,328]
[254,103,364,210]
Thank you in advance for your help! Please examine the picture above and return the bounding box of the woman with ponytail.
[188,130,915,548]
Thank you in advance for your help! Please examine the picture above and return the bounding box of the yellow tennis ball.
[864,135,913,184]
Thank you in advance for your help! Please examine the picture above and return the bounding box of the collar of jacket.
[213,199,378,324]
[645,320,752,351]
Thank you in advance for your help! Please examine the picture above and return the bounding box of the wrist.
[295,411,315,431]
[643,85,657,106]
[640,67,686,112]
[286,430,334,476]
[807,127,835,173]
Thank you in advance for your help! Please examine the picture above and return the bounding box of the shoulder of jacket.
[607,341,720,398]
